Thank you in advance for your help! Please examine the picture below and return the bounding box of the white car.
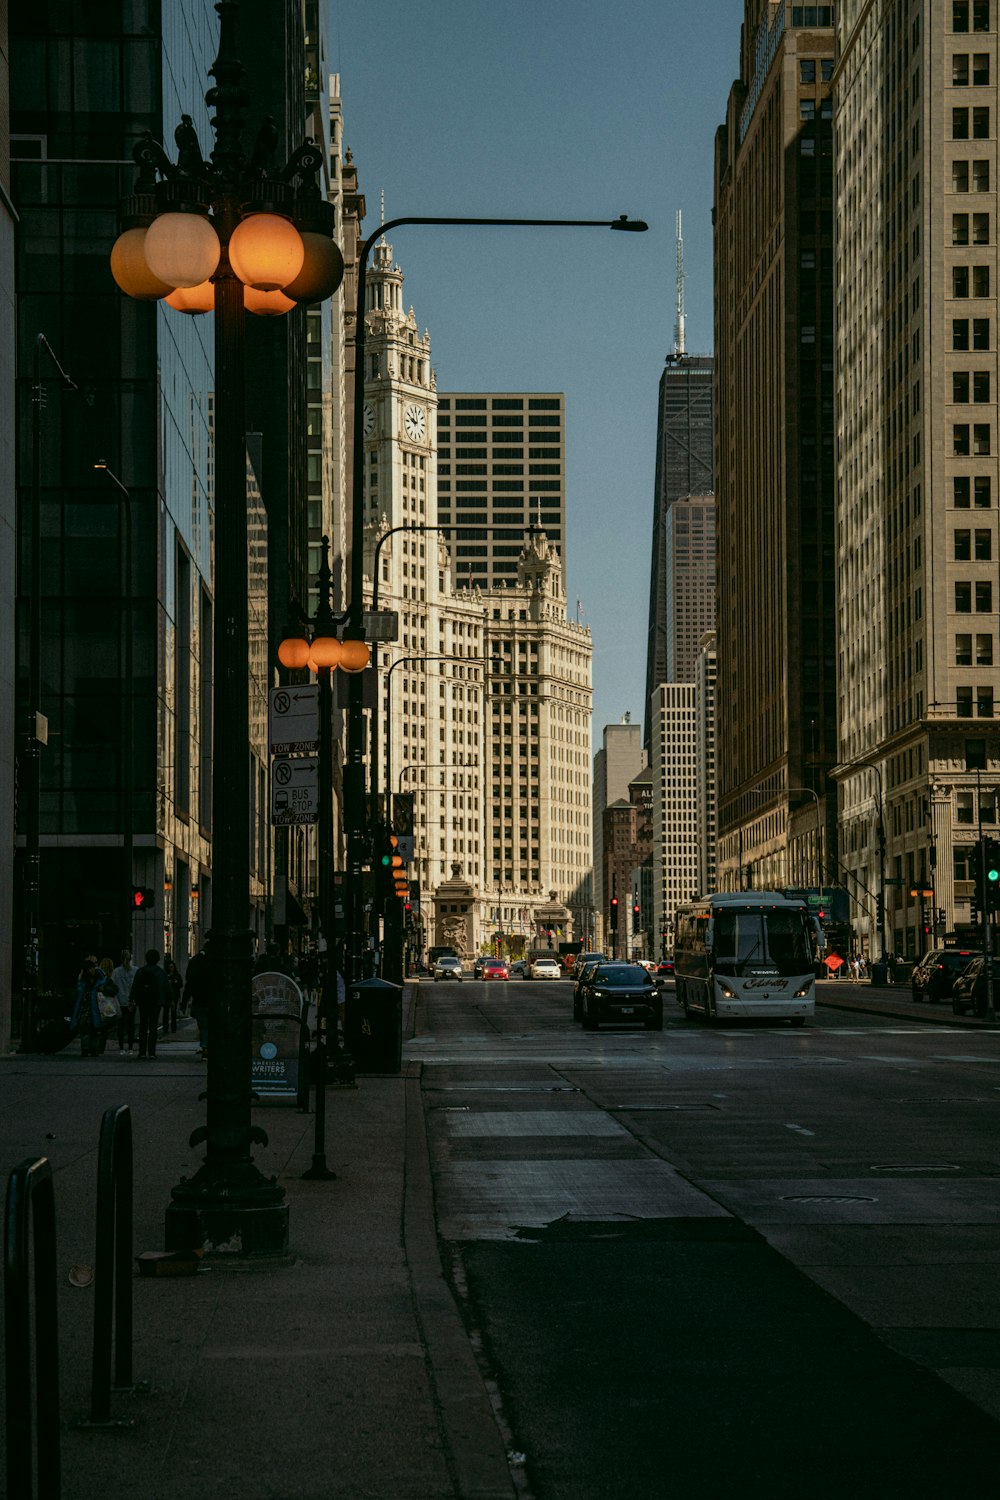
[530,957,563,980]
[433,956,463,981]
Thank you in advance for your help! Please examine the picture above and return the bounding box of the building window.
[954,107,970,138]
[955,424,971,454]
[979,687,995,717]
[954,52,971,84]
[973,159,990,191]
[955,371,971,401]
[974,423,992,454]
[957,792,975,824]
[955,528,972,558]
[976,580,993,610]
[974,372,991,402]
[974,317,990,348]
[954,159,970,191]
[957,687,975,717]
[957,632,974,664]
[955,265,970,296]
[976,528,993,559]
[977,632,994,664]
[955,475,972,505]
[973,107,990,138]
[956,580,973,611]
[954,318,971,348]
[973,213,991,244]
[974,53,991,83]
[975,475,992,506]
[800,59,816,83]
[966,738,988,769]
[974,265,990,296]
[954,213,970,244]
[954,1,971,30]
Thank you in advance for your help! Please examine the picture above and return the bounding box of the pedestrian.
[96,956,121,1053]
[112,948,139,1053]
[130,948,167,1058]
[163,954,183,1032]
[71,955,109,1057]
[182,945,211,1058]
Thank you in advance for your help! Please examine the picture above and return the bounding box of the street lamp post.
[109,0,346,1256]
[18,335,76,1053]
[346,212,646,987]
[94,464,134,955]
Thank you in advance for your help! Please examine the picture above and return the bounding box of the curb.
[816,988,1000,1028]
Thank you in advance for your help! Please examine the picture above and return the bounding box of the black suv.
[951,956,993,1016]
[910,948,981,1003]
[579,963,663,1031]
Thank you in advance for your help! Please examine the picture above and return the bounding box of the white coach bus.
[673,892,818,1025]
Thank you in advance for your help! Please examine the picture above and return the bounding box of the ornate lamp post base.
[165,1161,289,1259]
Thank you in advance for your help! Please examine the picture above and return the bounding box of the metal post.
[165,3,287,1255]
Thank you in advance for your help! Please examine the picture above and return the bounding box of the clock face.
[362,403,375,437]
[404,403,426,442]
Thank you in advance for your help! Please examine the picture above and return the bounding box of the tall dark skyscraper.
[644,352,714,748]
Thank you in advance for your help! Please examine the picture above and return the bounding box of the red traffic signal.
[130,887,153,910]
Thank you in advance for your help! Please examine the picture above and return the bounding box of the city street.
[412,975,1000,1498]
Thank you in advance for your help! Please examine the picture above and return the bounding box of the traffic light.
[609,896,619,931]
[130,887,153,911]
[632,901,640,918]
[986,838,1000,909]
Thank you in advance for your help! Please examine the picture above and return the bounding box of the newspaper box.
[344,977,402,1073]
[251,971,307,1101]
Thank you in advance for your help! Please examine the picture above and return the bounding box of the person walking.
[71,956,107,1057]
[131,948,167,1059]
[96,956,120,1053]
[163,955,183,1033]
[112,948,139,1054]
[182,945,211,1058]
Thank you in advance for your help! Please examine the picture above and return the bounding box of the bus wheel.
[789,1017,805,1028]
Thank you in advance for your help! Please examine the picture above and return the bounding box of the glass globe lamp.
[308,634,343,671]
[277,632,311,670]
[166,280,215,315]
[143,212,221,289]
[284,233,345,304]
[228,213,304,291]
[338,638,370,674]
[110,227,173,300]
[244,285,296,317]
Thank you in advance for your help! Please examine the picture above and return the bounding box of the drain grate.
[870,1163,960,1172]
[780,1193,877,1205]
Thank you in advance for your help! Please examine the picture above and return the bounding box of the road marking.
[784,1123,816,1136]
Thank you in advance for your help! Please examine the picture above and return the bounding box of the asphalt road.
[410,977,1000,1499]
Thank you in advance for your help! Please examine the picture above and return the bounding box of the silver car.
[433,956,463,981]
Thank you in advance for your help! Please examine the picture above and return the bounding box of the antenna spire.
[674,210,686,357]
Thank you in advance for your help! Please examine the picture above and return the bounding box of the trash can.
[870,960,887,987]
[344,977,402,1073]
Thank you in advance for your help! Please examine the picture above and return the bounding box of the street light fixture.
[345,212,647,988]
[110,0,346,1257]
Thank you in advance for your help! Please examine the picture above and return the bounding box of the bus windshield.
[713,908,811,977]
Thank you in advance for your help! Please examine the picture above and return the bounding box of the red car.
[482,959,509,980]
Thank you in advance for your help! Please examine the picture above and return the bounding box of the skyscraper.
[714,2,837,895]
[435,392,566,591]
[835,0,1000,955]
[665,493,716,682]
[644,354,713,742]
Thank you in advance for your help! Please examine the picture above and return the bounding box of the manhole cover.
[780,1194,877,1205]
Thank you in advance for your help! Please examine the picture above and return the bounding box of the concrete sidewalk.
[815,978,1000,1027]
[0,1006,514,1500]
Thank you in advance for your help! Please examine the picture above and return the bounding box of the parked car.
[530,957,562,980]
[482,959,509,981]
[579,962,663,1031]
[433,956,463,981]
[571,951,606,980]
[508,959,530,979]
[951,956,992,1016]
[910,948,981,1003]
[572,959,604,1021]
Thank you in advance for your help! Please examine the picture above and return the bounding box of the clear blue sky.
[331,0,745,744]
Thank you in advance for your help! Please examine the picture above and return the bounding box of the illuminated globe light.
[277,632,311,670]
[110,227,173,300]
[284,232,345,304]
[228,212,304,291]
[244,284,296,317]
[338,638,370,674]
[165,280,215,315]
[143,211,221,289]
[307,634,342,671]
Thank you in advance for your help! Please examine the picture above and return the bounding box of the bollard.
[5,1156,61,1499]
[76,1104,141,1429]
